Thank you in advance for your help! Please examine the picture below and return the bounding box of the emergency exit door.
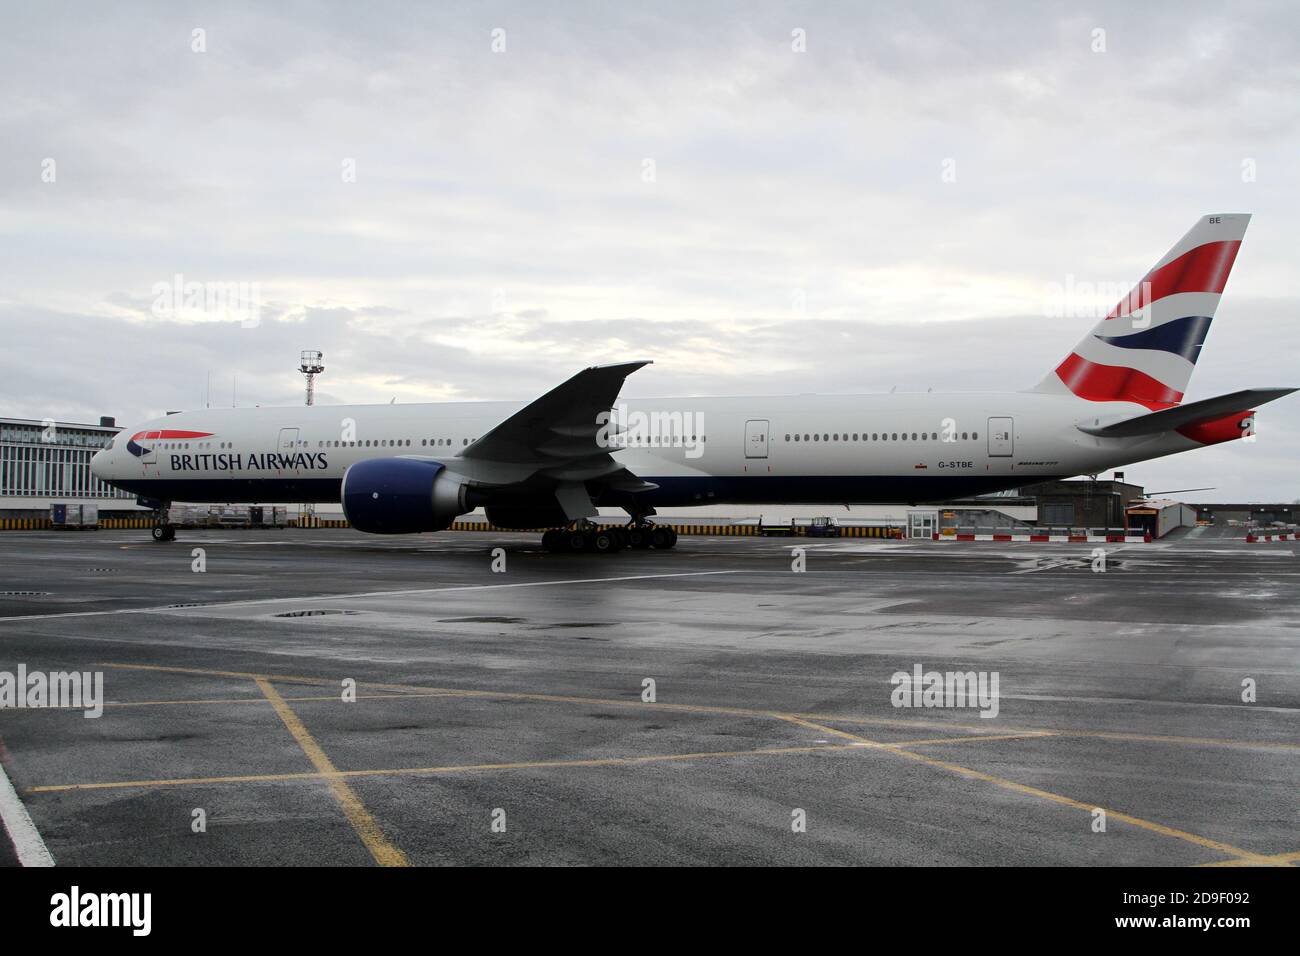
[744,420,769,459]
[987,417,1013,457]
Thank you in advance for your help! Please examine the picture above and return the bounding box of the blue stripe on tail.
[1094,314,1214,364]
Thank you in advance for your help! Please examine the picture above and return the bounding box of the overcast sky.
[1,1,1297,500]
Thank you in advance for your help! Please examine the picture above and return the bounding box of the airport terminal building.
[0,416,141,517]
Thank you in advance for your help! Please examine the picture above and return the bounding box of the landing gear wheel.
[588,530,618,554]
[662,527,678,549]
[565,530,589,552]
[611,528,629,550]
[626,527,651,549]
[542,529,563,552]
[649,527,672,549]
[151,523,176,543]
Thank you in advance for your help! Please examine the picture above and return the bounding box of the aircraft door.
[744,420,769,459]
[987,417,1013,457]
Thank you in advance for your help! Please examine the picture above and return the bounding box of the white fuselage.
[91,390,1201,509]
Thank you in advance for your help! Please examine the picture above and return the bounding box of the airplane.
[91,213,1294,552]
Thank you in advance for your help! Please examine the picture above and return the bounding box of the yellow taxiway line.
[17,660,1291,867]
[778,715,1287,867]
[29,742,862,793]
[254,677,408,868]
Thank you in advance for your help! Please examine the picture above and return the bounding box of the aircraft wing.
[463,361,651,462]
[459,361,655,519]
[1077,388,1296,437]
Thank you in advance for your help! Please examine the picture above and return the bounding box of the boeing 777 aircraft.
[92,213,1293,551]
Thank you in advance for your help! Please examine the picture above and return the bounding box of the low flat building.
[0,416,144,517]
[1015,478,1147,529]
[1193,503,1298,526]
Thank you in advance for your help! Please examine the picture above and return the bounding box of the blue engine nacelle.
[341,458,470,534]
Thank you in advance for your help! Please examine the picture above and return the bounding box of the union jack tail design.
[1034,214,1250,409]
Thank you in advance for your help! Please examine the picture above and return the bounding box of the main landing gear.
[540,519,677,554]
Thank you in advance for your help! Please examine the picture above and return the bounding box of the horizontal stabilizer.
[1077,388,1295,437]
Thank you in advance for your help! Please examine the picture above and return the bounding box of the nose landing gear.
[148,501,176,542]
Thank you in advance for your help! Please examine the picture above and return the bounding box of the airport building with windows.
[0,416,144,517]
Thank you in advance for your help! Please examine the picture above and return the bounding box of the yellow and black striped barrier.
[0,517,54,530]
[0,515,901,538]
[447,521,901,538]
[447,521,762,536]
[0,517,157,530]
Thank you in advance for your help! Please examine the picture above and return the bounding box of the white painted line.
[0,570,750,624]
[1009,560,1072,575]
[0,758,54,866]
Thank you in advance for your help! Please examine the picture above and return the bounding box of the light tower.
[298,350,324,528]
[300,350,324,406]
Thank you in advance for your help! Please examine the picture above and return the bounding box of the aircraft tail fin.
[1033,214,1251,408]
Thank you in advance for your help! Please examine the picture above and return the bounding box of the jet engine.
[341,458,472,533]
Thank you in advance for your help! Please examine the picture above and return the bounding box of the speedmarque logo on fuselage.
[125,429,213,458]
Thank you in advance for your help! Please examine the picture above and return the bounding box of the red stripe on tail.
[1054,353,1182,409]
[1107,240,1241,319]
